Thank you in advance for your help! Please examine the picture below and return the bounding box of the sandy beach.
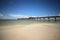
[1,23,60,40]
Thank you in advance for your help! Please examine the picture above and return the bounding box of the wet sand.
[1,23,60,40]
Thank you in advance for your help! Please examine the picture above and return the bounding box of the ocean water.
[0,19,60,26]
[0,20,41,26]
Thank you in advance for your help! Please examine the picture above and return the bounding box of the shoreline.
[1,22,60,30]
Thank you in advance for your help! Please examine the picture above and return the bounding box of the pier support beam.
[39,18,41,20]
[48,17,50,21]
[37,17,38,20]
[54,17,56,21]
[43,18,45,21]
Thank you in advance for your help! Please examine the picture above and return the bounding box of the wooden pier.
[36,16,60,21]
[18,16,60,21]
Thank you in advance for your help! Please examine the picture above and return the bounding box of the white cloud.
[0,13,3,16]
[9,14,29,18]
[58,14,60,16]
[31,16,37,17]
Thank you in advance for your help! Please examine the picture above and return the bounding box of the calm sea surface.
[0,19,60,25]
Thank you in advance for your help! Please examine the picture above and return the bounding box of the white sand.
[1,23,60,40]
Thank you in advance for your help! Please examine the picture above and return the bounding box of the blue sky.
[0,0,60,19]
